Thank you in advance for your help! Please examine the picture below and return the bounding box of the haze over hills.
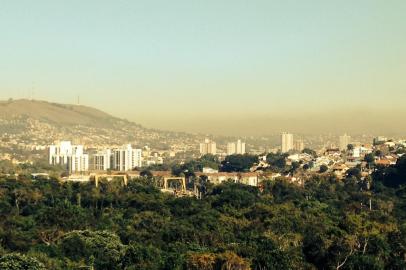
[0,99,132,129]
[0,99,199,149]
[1,99,405,138]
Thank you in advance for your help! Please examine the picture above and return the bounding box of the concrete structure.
[49,141,89,173]
[90,172,129,187]
[351,146,372,158]
[227,142,236,155]
[281,132,294,153]
[294,139,304,152]
[200,138,217,155]
[162,177,187,193]
[112,144,142,171]
[236,139,246,154]
[195,172,259,186]
[339,133,352,151]
[373,136,388,145]
[92,149,112,171]
[227,139,246,155]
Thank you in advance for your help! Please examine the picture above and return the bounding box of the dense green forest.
[0,157,406,269]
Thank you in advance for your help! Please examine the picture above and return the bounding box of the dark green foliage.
[221,154,258,172]
[303,148,317,157]
[0,169,405,269]
[165,154,221,177]
[347,167,362,179]
[319,164,328,173]
[364,153,375,164]
[266,152,287,171]
[374,155,406,188]
[0,253,46,270]
[122,243,163,270]
[59,230,125,269]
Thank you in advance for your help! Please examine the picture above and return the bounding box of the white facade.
[112,144,142,171]
[71,154,89,172]
[132,148,142,168]
[281,132,294,153]
[227,142,236,155]
[294,140,304,152]
[352,146,372,158]
[49,141,89,173]
[93,149,112,171]
[227,140,246,155]
[236,139,246,154]
[200,139,217,155]
[339,134,351,151]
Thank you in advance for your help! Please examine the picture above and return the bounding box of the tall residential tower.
[227,139,246,155]
[200,139,217,155]
[339,134,352,151]
[281,132,294,153]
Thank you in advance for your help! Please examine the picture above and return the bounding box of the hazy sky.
[1,1,405,135]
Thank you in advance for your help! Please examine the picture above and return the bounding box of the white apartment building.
[281,132,294,153]
[49,141,89,173]
[132,148,142,168]
[351,146,372,158]
[339,134,352,151]
[227,142,236,155]
[294,139,304,152]
[92,149,112,171]
[112,144,142,171]
[200,139,217,155]
[227,139,246,155]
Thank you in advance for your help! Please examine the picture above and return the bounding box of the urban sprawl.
[3,133,394,195]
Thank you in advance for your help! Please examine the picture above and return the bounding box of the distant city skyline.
[1,1,406,135]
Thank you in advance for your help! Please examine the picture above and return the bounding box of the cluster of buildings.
[281,132,305,153]
[29,133,406,197]
[49,141,89,172]
[37,133,406,186]
[49,141,142,173]
[199,138,246,156]
[283,134,405,181]
[227,139,246,155]
[199,139,217,155]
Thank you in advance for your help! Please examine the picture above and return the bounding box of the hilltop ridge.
[0,99,132,128]
[0,99,198,149]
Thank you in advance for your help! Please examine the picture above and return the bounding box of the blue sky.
[0,0,405,134]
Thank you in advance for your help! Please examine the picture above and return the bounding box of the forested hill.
[0,158,406,269]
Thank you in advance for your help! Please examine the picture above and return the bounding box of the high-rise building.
[49,141,89,173]
[294,139,304,152]
[281,132,294,153]
[227,139,246,155]
[132,148,142,168]
[227,142,236,155]
[236,139,246,154]
[200,139,217,155]
[92,149,112,171]
[339,134,351,151]
[112,144,142,171]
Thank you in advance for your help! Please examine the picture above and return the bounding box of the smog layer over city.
[0,1,405,270]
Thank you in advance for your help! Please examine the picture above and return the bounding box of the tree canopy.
[0,165,405,269]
